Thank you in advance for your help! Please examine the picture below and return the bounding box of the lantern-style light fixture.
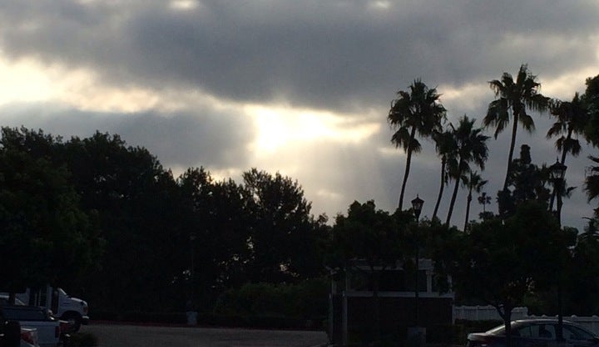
[411,195,424,220]
[549,159,567,182]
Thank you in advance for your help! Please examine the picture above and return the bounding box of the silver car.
[467,319,599,347]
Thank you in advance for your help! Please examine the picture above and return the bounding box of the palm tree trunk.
[550,129,572,211]
[432,158,446,220]
[399,127,417,210]
[503,114,519,191]
[445,170,461,226]
[464,189,472,231]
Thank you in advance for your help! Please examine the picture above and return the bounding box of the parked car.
[20,327,40,347]
[467,319,599,347]
[0,320,39,347]
[0,305,68,347]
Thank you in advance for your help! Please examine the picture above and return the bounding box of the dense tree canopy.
[452,202,575,344]
[0,130,99,292]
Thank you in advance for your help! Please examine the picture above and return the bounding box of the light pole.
[549,159,567,341]
[411,195,424,325]
[549,159,567,226]
[410,195,424,347]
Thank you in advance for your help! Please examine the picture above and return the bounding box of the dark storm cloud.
[0,0,598,228]
[1,0,597,113]
[0,102,254,170]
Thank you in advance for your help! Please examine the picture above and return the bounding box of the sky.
[0,0,598,231]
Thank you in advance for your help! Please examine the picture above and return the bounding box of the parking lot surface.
[86,323,328,347]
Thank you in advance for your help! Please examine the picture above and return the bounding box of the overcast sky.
[0,0,598,230]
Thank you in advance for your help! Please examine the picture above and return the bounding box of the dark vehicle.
[467,319,599,347]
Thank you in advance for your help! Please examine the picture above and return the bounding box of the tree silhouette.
[388,79,446,210]
[463,171,487,231]
[478,192,491,212]
[445,116,489,226]
[547,94,587,210]
[432,127,456,221]
[583,75,599,210]
[484,64,549,192]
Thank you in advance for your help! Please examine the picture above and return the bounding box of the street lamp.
[549,159,567,341]
[549,159,567,225]
[408,195,426,347]
[411,195,424,221]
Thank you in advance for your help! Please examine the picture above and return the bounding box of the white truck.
[8,287,89,332]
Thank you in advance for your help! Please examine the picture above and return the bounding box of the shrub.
[68,332,98,347]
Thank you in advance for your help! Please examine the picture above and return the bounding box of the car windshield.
[486,322,526,335]
[487,324,508,334]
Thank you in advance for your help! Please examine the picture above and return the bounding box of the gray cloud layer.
[2,1,597,110]
[0,0,598,229]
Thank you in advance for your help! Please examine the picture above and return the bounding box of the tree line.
[0,128,329,312]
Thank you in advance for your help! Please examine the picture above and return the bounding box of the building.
[328,258,454,346]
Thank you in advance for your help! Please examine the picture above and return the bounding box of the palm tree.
[484,64,549,191]
[432,128,456,220]
[388,79,446,210]
[478,192,491,212]
[445,116,489,226]
[585,156,599,203]
[463,171,487,231]
[582,75,599,212]
[547,94,587,210]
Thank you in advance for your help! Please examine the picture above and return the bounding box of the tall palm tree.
[484,64,549,191]
[582,75,599,213]
[388,79,446,210]
[463,171,487,231]
[445,116,489,226]
[547,94,587,211]
[478,192,491,212]
[432,127,456,220]
[585,156,599,203]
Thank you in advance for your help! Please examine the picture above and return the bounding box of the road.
[84,323,328,347]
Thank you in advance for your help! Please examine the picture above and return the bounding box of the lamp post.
[410,195,424,347]
[549,159,567,341]
[411,195,424,324]
[549,159,567,226]
[412,195,424,221]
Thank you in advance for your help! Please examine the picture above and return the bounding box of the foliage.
[431,127,456,220]
[0,128,100,291]
[242,169,328,284]
[496,145,552,219]
[547,94,587,164]
[463,171,487,231]
[69,332,99,347]
[565,218,599,315]
[585,156,599,203]
[484,64,549,193]
[583,75,599,147]
[444,115,489,226]
[213,278,328,319]
[388,79,447,210]
[452,201,574,344]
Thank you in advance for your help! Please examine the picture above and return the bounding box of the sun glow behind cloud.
[246,105,380,154]
[0,58,57,105]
